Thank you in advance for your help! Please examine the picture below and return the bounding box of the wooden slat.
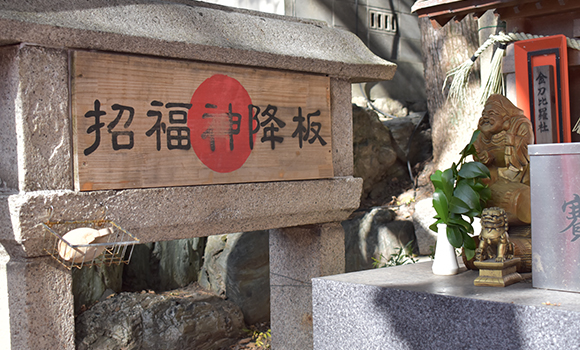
[453,13,468,22]
[430,18,443,28]
[574,18,580,38]
[472,10,487,18]
[414,0,575,27]
[415,0,514,18]
[569,50,580,67]
[496,0,580,20]
[433,14,454,28]
[71,51,333,191]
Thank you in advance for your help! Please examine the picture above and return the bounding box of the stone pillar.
[0,245,10,348]
[0,248,74,350]
[269,222,345,350]
[0,42,74,350]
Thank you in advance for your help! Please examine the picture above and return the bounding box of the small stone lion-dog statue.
[475,207,514,262]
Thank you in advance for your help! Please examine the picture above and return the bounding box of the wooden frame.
[514,35,570,143]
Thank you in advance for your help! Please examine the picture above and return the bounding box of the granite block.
[1,254,74,350]
[0,46,18,192]
[313,262,580,350]
[270,286,315,350]
[270,223,345,284]
[330,78,354,177]
[270,223,345,350]
[0,245,10,348]
[1,177,361,257]
[17,46,72,192]
[0,44,71,192]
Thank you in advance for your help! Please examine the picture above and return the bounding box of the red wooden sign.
[514,35,570,143]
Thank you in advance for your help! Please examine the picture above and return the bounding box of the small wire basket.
[42,219,139,270]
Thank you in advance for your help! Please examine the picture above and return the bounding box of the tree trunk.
[420,15,483,171]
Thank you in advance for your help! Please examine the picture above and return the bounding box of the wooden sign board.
[71,51,333,191]
[532,65,558,144]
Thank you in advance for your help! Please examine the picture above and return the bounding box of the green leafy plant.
[429,130,491,261]
[371,255,385,268]
[428,245,435,260]
[372,241,418,268]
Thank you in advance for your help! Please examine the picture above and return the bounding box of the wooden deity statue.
[470,94,533,280]
[474,94,534,226]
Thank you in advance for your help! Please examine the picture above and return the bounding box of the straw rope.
[443,32,580,106]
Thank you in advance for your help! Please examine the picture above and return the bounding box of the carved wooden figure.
[474,94,534,226]
[465,94,534,275]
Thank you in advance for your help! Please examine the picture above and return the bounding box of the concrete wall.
[287,0,426,110]
[198,0,426,110]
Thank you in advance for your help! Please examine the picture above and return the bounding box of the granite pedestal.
[313,262,580,350]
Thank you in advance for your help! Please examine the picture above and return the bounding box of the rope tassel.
[480,43,506,104]
[443,36,495,104]
[442,55,476,104]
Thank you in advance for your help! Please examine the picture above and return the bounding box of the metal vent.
[369,10,396,32]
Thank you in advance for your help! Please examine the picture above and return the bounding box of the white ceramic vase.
[432,223,459,275]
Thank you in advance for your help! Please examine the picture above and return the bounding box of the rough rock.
[122,238,206,292]
[343,207,419,272]
[199,231,270,325]
[352,105,408,205]
[382,111,432,165]
[411,198,438,256]
[75,284,245,350]
[72,263,123,315]
[372,97,409,118]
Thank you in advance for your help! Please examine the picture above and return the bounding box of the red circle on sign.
[188,74,255,173]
